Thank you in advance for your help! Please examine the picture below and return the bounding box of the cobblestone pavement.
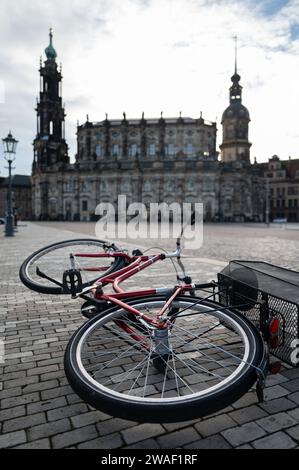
[1,222,299,450]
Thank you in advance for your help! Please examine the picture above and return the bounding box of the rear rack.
[217,260,299,367]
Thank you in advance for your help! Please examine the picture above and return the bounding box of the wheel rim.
[74,299,252,404]
[24,240,116,291]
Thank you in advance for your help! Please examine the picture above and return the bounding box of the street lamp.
[265,177,270,227]
[2,131,18,237]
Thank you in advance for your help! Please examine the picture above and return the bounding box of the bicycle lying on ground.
[19,225,299,423]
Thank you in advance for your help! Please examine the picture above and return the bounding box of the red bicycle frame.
[74,249,210,334]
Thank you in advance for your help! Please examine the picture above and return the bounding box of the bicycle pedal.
[62,269,83,297]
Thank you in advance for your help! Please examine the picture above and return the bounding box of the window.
[186,143,193,154]
[82,200,88,211]
[95,145,102,157]
[112,144,119,156]
[129,144,138,156]
[148,143,156,156]
[288,187,298,195]
[165,143,175,156]
[49,121,53,135]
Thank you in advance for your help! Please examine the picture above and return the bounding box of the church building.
[31,31,265,222]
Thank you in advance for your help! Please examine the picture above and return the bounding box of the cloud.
[1,0,299,176]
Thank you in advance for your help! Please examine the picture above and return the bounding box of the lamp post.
[2,131,18,237]
[265,177,270,227]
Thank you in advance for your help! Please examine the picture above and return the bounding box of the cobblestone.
[228,405,268,425]
[256,412,297,433]
[194,415,237,437]
[221,422,266,447]
[28,418,71,441]
[51,425,98,448]
[121,423,165,445]
[157,427,199,449]
[184,435,231,449]
[252,431,297,449]
[1,221,299,449]
[285,424,299,441]
[3,412,46,433]
[0,430,27,449]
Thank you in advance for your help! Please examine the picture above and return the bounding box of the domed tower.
[220,43,251,163]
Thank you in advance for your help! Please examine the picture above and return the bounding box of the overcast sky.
[1,0,299,175]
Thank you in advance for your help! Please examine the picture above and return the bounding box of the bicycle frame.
[74,248,215,330]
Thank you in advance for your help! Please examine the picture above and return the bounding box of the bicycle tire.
[20,238,125,295]
[64,295,266,423]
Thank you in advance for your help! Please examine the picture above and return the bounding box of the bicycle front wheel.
[64,295,265,422]
[20,238,124,295]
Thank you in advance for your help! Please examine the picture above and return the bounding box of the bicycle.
[20,231,273,423]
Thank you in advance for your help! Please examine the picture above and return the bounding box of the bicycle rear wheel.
[64,295,266,423]
[20,239,125,295]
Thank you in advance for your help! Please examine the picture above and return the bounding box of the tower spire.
[234,35,238,75]
[45,27,57,60]
[230,36,242,104]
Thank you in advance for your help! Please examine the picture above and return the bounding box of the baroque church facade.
[32,32,265,222]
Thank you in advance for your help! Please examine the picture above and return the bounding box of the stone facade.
[262,156,299,222]
[0,175,32,221]
[31,32,266,223]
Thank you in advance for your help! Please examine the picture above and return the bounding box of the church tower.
[220,40,251,163]
[33,29,69,172]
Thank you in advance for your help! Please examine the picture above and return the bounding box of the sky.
[1,0,299,175]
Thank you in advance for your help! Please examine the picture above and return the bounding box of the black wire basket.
[217,260,299,367]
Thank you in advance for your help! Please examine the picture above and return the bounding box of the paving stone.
[221,422,266,447]
[195,414,237,437]
[47,403,88,421]
[51,425,98,449]
[27,364,59,376]
[288,391,299,405]
[280,378,299,392]
[22,379,59,394]
[265,373,289,387]
[162,419,198,432]
[78,433,123,449]
[281,369,299,380]
[0,405,26,422]
[256,412,297,433]
[157,427,199,449]
[28,418,71,441]
[41,384,72,400]
[1,392,40,409]
[0,430,27,449]
[252,431,297,449]
[122,423,165,445]
[285,424,299,441]
[27,396,67,414]
[71,410,111,428]
[2,222,299,451]
[0,387,22,399]
[228,405,268,425]
[264,385,289,401]
[260,397,297,414]
[231,393,258,410]
[96,417,137,435]
[13,438,51,449]
[287,408,299,421]
[184,435,231,449]
[3,412,46,433]
[236,444,253,449]
[124,438,160,449]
